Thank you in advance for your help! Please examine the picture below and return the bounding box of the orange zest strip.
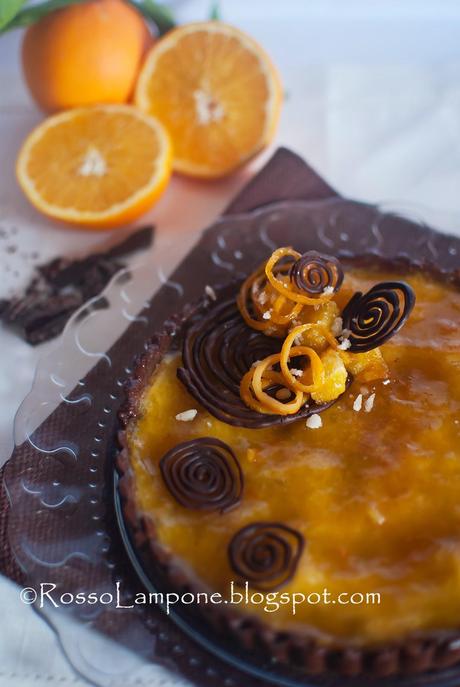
[251,354,305,414]
[240,356,305,415]
[280,324,338,393]
[237,262,295,336]
[269,293,304,325]
[280,342,324,394]
[240,368,297,414]
[250,271,270,319]
[240,369,272,414]
[237,265,276,332]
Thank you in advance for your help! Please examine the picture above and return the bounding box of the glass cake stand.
[4,198,460,687]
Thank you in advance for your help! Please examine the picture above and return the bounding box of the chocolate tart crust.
[117,260,460,680]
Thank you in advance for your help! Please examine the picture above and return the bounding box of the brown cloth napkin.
[0,147,337,584]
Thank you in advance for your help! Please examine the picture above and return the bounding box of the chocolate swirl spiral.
[290,251,344,295]
[341,281,416,352]
[178,296,347,428]
[229,522,304,591]
[160,438,243,512]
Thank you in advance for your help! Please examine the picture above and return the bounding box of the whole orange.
[21,0,153,112]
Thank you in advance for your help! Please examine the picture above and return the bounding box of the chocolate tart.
[117,243,460,679]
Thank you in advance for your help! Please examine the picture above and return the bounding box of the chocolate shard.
[159,437,243,513]
[341,281,416,353]
[0,225,154,345]
[24,311,79,346]
[228,522,304,591]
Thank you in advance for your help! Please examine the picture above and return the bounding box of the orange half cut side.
[135,22,282,179]
[16,105,173,229]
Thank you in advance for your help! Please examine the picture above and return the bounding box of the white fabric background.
[0,1,460,685]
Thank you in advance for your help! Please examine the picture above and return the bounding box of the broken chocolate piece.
[0,225,154,345]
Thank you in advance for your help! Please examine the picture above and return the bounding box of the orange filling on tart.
[125,267,460,646]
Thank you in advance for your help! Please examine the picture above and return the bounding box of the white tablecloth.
[1,1,459,685]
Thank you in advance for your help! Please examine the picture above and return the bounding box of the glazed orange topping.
[237,248,386,414]
[126,268,460,645]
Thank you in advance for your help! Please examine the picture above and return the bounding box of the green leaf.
[1,0,84,32]
[0,0,27,30]
[129,0,175,35]
[0,0,176,36]
[209,1,221,20]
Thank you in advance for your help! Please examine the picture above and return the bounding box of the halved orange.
[16,105,172,229]
[135,22,282,179]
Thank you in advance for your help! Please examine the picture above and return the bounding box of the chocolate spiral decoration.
[160,438,243,512]
[228,522,304,591]
[341,281,416,352]
[290,251,344,295]
[177,296,348,428]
